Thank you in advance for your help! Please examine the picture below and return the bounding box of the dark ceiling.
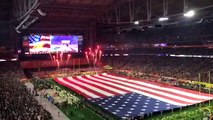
[39,0,115,24]
[3,0,213,31]
[0,0,12,22]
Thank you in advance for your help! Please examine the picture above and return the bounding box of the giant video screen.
[25,34,83,54]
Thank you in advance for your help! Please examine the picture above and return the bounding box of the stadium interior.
[1,0,213,120]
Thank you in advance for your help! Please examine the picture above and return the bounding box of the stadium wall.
[21,58,88,69]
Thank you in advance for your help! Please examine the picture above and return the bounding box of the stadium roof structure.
[2,0,213,32]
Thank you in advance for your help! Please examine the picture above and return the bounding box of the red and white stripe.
[40,35,51,41]
[54,73,213,106]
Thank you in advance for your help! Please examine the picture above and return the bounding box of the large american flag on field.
[54,73,213,119]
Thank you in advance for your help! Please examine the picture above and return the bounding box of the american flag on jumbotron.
[54,73,213,119]
[29,35,51,52]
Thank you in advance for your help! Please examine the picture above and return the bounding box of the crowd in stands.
[30,67,102,79]
[103,56,212,81]
[0,62,52,120]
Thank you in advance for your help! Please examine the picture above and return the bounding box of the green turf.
[60,104,103,120]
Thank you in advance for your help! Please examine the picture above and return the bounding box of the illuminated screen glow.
[27,34,83,54]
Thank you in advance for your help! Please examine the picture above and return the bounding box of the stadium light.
[159,17,169,21]
[37,9,46,16]
[184,10,195,17]
[134,21,139,25]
